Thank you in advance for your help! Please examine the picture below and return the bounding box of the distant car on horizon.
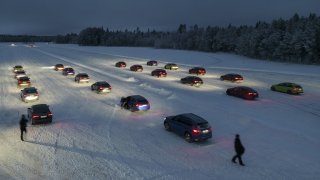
[91,81,112,94]
[271,82,303,95]
[130,65,143,72]
[13,65,23,72]
[54,64,64,71]
[115,61,126,68]
[226,86,258,100]
[189,67,206,75]
[75,73,90,83]
[62,67,75,76]
[180,76,203,87]
[27,104,52,125]
[220,73,243,83]
[120,95,150,112]
[20,87,39,103]
[164,63,178,70]
[147,60,158,66]
[164,113,212,143]
[151,69,167,78]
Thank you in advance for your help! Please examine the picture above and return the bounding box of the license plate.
[202,130,209,134]
[41,115,47,118]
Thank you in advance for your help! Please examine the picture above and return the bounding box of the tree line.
[1,13,319,64]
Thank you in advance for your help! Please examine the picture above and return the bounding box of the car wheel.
[226,90,231,95]
[164,122,171,131]
[220,77,224,81]
[31,119,35,125]
[271,86,275,91]
[184,132,192,143]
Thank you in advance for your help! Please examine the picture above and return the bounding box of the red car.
[151,69,167,77]
[226,86,258,100]
[220,73,243,82]
[130,65,143,72]
[189,67,206,75]
[115,61,126,68]
[17,76,31,87]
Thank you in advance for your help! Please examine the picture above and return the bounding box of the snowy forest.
[1,13,320,64]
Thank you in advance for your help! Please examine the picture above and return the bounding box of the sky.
[0,0,319,35]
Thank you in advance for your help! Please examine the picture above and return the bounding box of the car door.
[171,116,184,135]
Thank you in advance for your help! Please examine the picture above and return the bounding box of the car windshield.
[100,82,110,87]
[197,122,210,129]
[33,105,49,113]
[137,99,148,104]
[15,66,22,68]
[194,77,202,81]
[26,89,37,93]
[19,77,29,81]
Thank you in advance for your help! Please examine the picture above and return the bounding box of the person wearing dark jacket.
[19,114,28,141]
[232,134,245,166]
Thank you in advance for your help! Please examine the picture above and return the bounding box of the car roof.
[154,69,165,71]
[56,64,63,66]
[14,65,23,68]
[23,87,37,91]
[18,76,29,80]
[129,95,147,100]
[237,86,255,91]
[77,73,88,75]
[31,104,49,112]
[180,113,207,123]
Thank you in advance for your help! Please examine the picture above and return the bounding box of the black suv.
[75,73,90,83]
[27,104,53,125]
[180,76,203,87]
[120,95,150,112]
[164,113,212,143]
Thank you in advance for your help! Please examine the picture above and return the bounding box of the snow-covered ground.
[0,43,320,180]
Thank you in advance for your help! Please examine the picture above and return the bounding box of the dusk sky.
[1,0,319,35]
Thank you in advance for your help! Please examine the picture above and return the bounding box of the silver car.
[20,87,39,103]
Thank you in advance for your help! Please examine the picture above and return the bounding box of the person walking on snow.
[232,134,245,166]
[19,114,28,141]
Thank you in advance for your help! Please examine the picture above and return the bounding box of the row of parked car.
[54,64,150,112]
[13,65,52,125]
[13,60,304,143]
[114,60,304,100]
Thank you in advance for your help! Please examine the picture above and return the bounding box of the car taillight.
[27,80,30,83]
[192,128,201,135]
[99,87,103,90]
[247,92,255,96]
[23,93,27,97]
[18,80,22,83]
[32,114,40,119]
[135,103,140,107]
[48,112,53,117]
